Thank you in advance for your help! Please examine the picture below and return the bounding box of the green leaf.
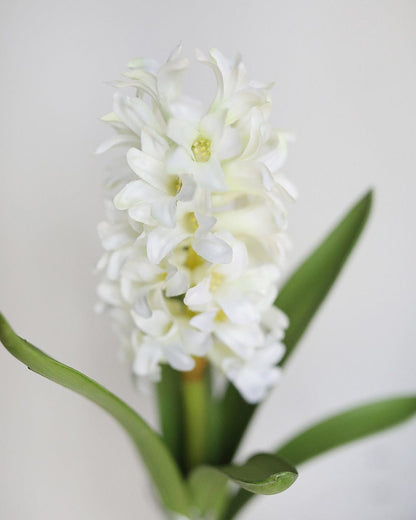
[0,314,190,517]
[156,364,185,470]
[276,395,416,465]
[216,190,373,466]
[278,189,373,365]
[214,384,256,465]
[219,453,297,495]
[193,453,297,520]
[188,466,229,520]
[224,396,416,520]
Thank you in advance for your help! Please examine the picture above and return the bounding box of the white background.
[0,1,415,519]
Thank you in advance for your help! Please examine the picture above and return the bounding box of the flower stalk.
[182,357,209,472]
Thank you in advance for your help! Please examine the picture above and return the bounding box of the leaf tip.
[359,189,374,220]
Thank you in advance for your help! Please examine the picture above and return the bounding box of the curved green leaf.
[219,453,297,495]
[223,395,416,520]
[0,314,190,517]
[194,453,297,520]
[278,190,373,364]
[216,190,373,466]
[276,395,416,465]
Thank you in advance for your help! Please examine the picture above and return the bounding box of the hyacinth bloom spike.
[96,46,296,404]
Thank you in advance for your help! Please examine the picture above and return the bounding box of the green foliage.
[278,190,373,363]
[219,453,297,495]
[190,453,297,520]
[0,314,190,517]
[188,466,229,520]
[224,396,416,519]
[216,191,373,465]
[3,190,415,520]
[276,395,416,465]
[156,364,185,469]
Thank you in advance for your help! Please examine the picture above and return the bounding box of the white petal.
[119,71,158,101]
[275,174,298,201]
[166,118,199,148]
[190,310,217,332]
[114,180,160,210]
[262,133,288,173]
[123,257,164,283]
[176,174,196,202]
[97,221,134,250]
[113,92,143,135]
[216,239,248,278]
[96,134,138,154]
[132,344,163,380]
[128,203,154,225]
[151,197,177,228]
[165,270,189,297]
[217,126,242,160]
[157,55,189,103]
[167,42,183,62]
[127,57,159,73]
[169,96,206,123]
[164,346,195,372]
[181,328,212,356]
[132,309,172,336]
[193,233,232,264]
[97,281,123,306]
[195,213,216,234]
[217,294,257,325]
[184,277,212,307]
[95,253,108,273]
[133,294,152,318]
[127,95,161,130]
[127,148,167,193]
[166,146,194,174]
[262,306,289,336]
[200,111,226,143]
[216,204,279,236]
[147,228,188,264]
[193,159,227,192]
[106,250,127,280]
[216,323,264,354]
[228,89,268,124]
[223,358,279,404]
[195,48,224,109]
[141,127,169,159]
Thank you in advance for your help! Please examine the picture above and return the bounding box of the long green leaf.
[156,364,185,470]
[224,395,416,519]
[216,191,373,465]
[0,314,190,516]
[276,395,416,465]
[191,453,297,520]
[278,190,373,364]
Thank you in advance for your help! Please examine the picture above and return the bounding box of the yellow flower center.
[209,272,223,291]
[184,247,205,270]
[215,309,227,322]
[175,176,183,193]
[184,212,199,233]
[191,137,211,163]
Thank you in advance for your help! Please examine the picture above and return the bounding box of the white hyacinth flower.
[96,44,296,404]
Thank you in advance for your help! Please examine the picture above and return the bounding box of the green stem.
[182,360,208,472]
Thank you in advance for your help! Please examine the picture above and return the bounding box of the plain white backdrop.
[0,1,415,519]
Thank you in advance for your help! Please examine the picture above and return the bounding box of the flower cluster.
[96,45,296,403]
